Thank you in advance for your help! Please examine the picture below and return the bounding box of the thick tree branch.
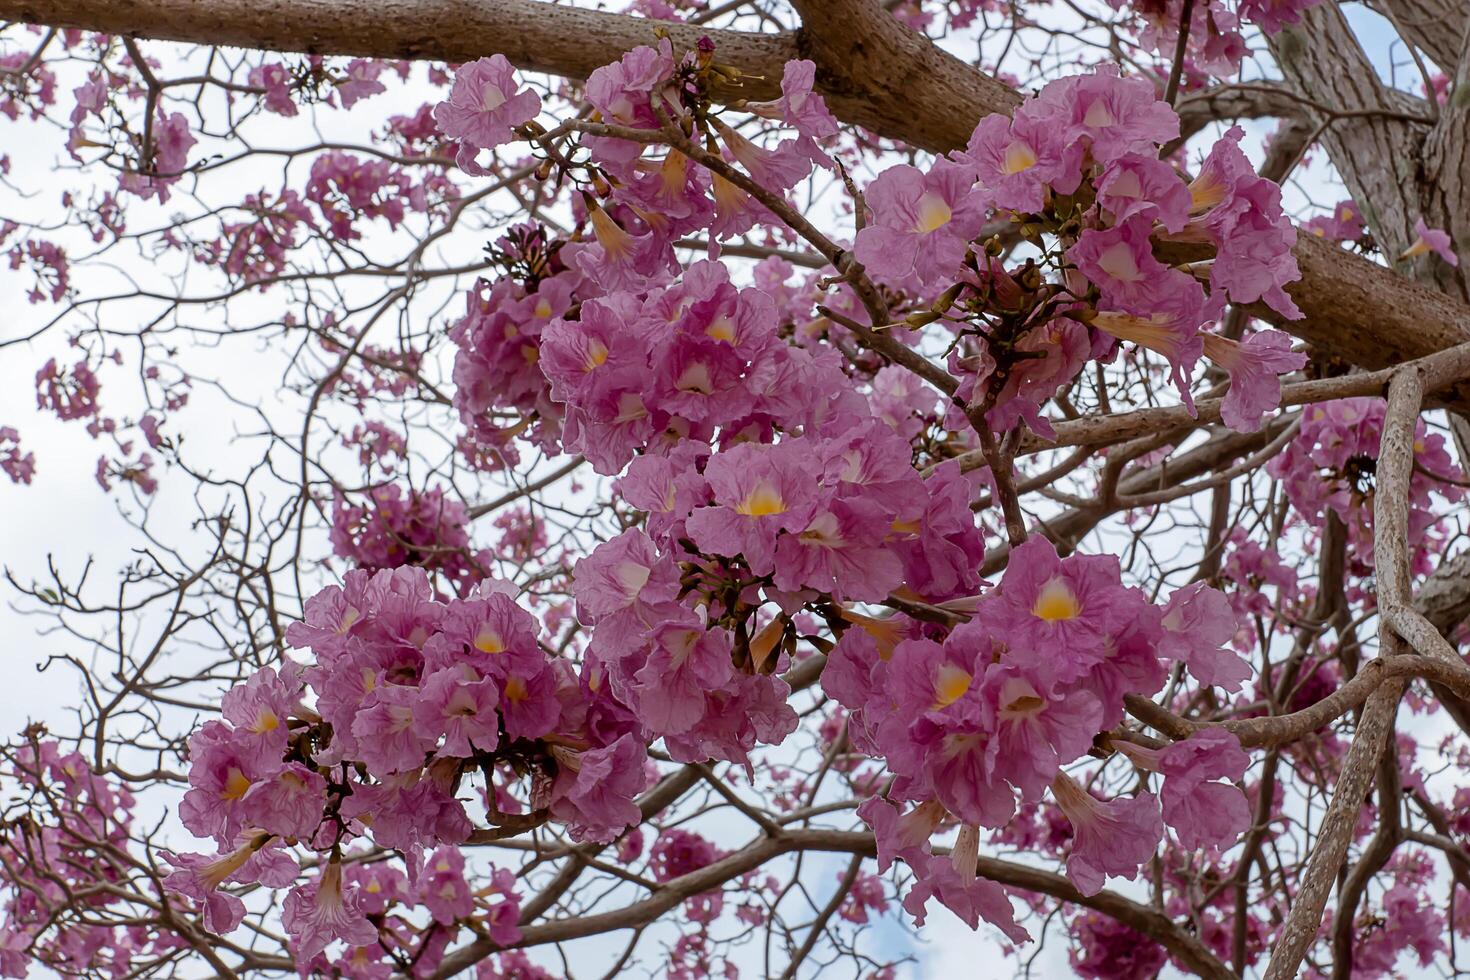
[7,0,1470,393]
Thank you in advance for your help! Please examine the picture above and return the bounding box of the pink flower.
[647,330,756,425]
[1158,730,1250,851]
[905,714,1018,829]
[179,721,272,844]
[1158,581,1249,691]
[746,59,838,167]
[415,666,501,757]
[335,58,388,109]
[432,55,541,174]
[712,117,812,194]
[893,461,989,602]
[119,111,195,202]
[1047,69,1179,164]
[902,852,1029,944]
[987,536,1134,686]
[339,769,471,852]
[220,665,296,757]
[1201,328,1306,432]
[983,665,1102,801]
[686,440,821,576]
[244,764,327,840]
[1089,284,1205,409]
[1095,153,1192,232]
[1051,773,1163,896]
[0,426,35,484]
[662,672,798,766]
[163,835,277,935]
[1302,199,1365,242]
[351,684,435,777]
[772,496,904,602]
[1071,218,1200,317]
[963,110,1081,214]
[1402,217,1459,267]
[1184,127,1302,320]
[886,635,980,720]
[859,796,946,872]
[583,41,677,174]
[247,62,297,116]
[282,862,379,962]
[573,528,683,652]
[854,158,987,287]
[549,733,647,843]
[1237,0,1325,34]
[415,846,474,926]
[632,617,734,734]
[346,863,408,915]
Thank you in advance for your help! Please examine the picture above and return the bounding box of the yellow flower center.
[1188,173,1227,214]
[1032,578,1081,622]
[932,663,973,709]
[474,626,506,654]
[221,768,251,801]
[1002,140,1037,175]
[914,192,953,233]
[705,315,737,343]
[583,338,609,372]
[736,481,787,517]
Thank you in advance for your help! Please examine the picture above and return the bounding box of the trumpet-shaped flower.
[854,158,988,287]
[432,55,540,174]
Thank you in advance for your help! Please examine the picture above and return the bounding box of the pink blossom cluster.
[164,565,664,967]
[7,236,69,303]
[0,426,35,484]
[432,49,836,276]
[826,537,1248,933]
[1108,0,1322,76]
[1268,397,1465,573]
[1302,199,1367,243]
[212,188,318,285]
[568,411,1001,760]
[651,829,726,923]
[847,70,1305,434]
[449,224,577,459]
[329,484,489,597]
[540,259,859,473]
[0,49,58,121]
[344,420,408,471]
[304,150,443,241]
[35,357,100,422]
[117,110,196,202]
[0,742,182,977]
